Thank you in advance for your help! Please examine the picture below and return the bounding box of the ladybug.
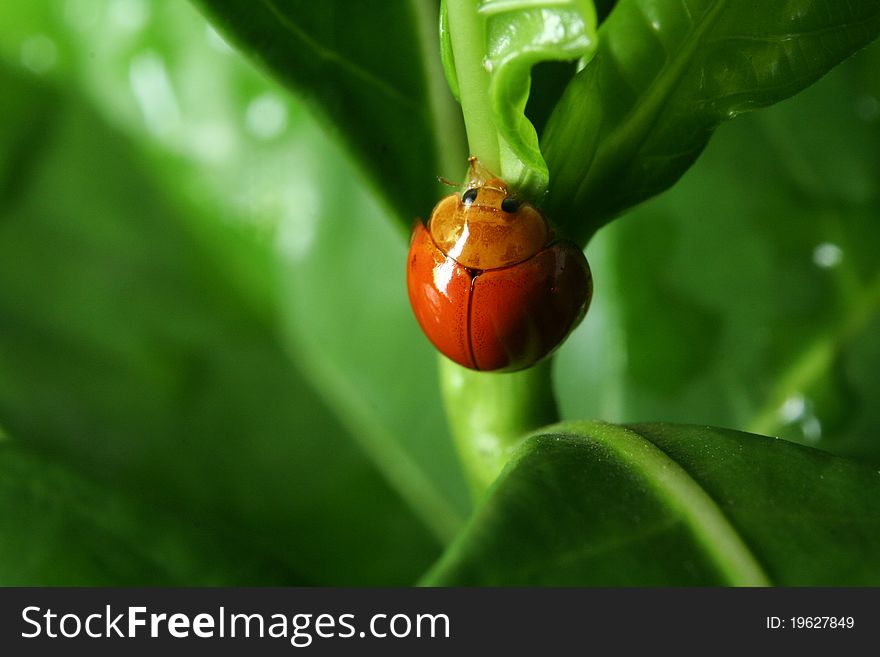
[407,158,592,372]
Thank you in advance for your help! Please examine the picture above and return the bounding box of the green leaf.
[556,40,880,465]
[194,0,465,230]
[441,0,597,197]
[274,118,474,539]
[542,0,880,243]
[0,64,441,585]
[424,422,880,585]
[0,0,472,561]
[0,441,283,585]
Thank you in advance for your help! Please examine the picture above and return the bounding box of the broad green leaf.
[424,422,880,585]
[0,64,441,585]
[556,40,880,464]
[0,0,472,551]
[0,442,283,585]
[194,0,465,230]
[440,0,597,197]
[275,119,472,538]
[542,0,880,243]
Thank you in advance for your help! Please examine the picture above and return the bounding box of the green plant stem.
[440,356,560,497]
[441,1,561,498]
[747,270,880,437]
[444,0,501,172]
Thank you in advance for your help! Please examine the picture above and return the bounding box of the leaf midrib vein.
[566,421,772,586]
[260,0,420,111]
[577,0,730,202]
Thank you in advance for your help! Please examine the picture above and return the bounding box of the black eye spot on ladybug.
[501,197,520,213]
[462,188,479,205]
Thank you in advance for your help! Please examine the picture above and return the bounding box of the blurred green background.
[0,1,878,584]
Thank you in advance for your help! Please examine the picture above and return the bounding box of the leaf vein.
[564,421,772,586]
[259,0,421,111]
[706,14,880,47]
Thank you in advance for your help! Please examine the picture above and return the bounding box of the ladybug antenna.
[436,176,459,188]
[466,156,509,194]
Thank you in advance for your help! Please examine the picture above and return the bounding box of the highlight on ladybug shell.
[407,158,592,372]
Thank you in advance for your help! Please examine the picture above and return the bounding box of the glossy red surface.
[407,222,476,369]
[469,243,592,371]
[406,159,593,372]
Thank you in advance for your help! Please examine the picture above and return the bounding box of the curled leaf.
[442,0,598,198]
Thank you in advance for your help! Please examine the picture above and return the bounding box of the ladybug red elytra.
[407,158,592,372]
